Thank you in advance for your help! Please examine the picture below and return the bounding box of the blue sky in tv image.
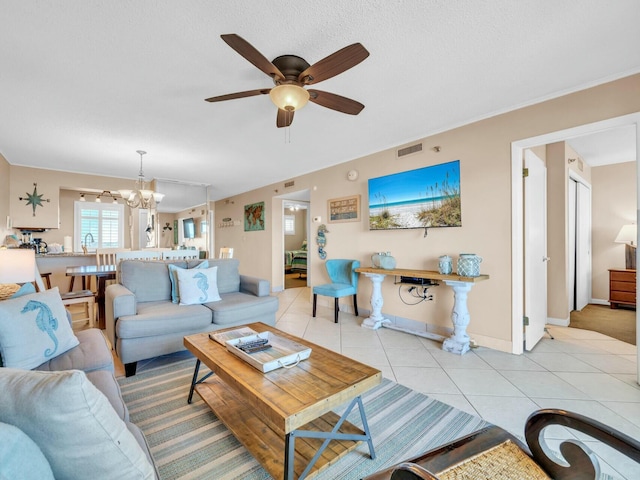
[368,160,460,208]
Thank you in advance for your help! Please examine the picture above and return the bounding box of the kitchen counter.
[36,252,94,258]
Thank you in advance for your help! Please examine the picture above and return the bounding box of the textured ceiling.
[1,0,639,203]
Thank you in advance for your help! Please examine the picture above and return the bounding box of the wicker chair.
[367,409,640,480]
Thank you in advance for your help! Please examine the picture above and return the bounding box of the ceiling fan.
[205,34,369,128]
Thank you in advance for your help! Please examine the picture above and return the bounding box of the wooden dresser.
[609,269,636,309]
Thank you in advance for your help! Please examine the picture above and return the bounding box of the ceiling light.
[269,85,310,111]
[80,194,86,202]
[117,150,165,209]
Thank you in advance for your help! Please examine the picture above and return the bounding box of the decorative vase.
[438,255,452,274]
[457,253,482,277]
[372,252,396,270]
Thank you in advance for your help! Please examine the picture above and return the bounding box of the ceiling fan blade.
[298,43,369,85]
[205,88,271,103]
[276,108,294,128]
[221,34,285,81]
[308,90,365,115]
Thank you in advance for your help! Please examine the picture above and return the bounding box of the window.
[74,201,125,251]
[284,215,295,235]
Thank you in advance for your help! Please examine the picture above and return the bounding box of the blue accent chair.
[312,259,360,323]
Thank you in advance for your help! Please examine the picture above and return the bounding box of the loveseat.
[105,258,279,376]
[0,287,157,479]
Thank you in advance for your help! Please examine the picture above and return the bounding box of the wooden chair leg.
[353,294,358,317]
[334,298,339,323]
[312,294,317,317]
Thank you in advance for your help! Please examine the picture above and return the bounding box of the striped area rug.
[118,358,489,480]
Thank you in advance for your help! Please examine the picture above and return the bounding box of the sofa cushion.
[176,265,221,305]
[168,260,209,304]
[200,258,240,294]
[0,421,54,480]
[117,301,213,339]
[206,292,279,325]
[86,370,129,422]
[35,328,114,373]
[121,260,187,303]
[0,368,155,480]
[0,288,79,370]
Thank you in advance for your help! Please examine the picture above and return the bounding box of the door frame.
[511,112,640,359]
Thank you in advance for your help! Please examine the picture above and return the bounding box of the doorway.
[511,112,640,382]
[276,189,310,290]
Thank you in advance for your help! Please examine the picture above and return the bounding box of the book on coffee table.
[209,327,258,345]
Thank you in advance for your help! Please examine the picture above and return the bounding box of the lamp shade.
[614,224,637,246]
[0,249,37,284]
[269,84,310,111]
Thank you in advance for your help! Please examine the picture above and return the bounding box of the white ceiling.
[1,1,639,202]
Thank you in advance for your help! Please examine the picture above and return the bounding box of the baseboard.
[547,316,570,327]
[272,285,284,293]
[590,298,610,306]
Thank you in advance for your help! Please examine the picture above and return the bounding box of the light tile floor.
[136,286,640,479]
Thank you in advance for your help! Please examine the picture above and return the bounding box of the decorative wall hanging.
[316,224,329,259]
[368,160,461,230]
[19,183,50,217]
[328,194,360,223]
[244,202,265,231]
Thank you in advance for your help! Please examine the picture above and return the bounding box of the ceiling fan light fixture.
[269,84,309,111]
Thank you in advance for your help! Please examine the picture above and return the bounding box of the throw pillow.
[0,287,79,370]
[0,368,155,480]
[168,260,209,304]
[0,422,54,480]
[10,282,36,298]
[175,265,221,305]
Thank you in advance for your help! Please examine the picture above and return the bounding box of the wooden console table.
[355,267,489,355]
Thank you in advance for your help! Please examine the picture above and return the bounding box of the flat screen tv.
[368,160,461,230]
[183,218,195,239]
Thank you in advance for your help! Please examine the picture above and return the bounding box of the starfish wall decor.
[19,183,50,216]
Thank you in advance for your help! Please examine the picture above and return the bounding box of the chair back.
[115,250,162,263]
[162,250,200,260]
[96,248,130,266]
[219,247,234,259]
[325,259,360,287]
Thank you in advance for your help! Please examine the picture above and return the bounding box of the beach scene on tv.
[368,160,461,230]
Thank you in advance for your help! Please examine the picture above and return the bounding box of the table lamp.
[0,249,38,284]
[614,224,637,270]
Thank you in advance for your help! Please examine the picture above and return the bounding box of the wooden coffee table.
[184,323,382,480]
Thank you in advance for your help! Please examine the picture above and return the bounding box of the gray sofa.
[0,325,158,479]
[105,258,279,376]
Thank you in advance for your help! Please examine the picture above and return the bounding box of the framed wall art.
[328,195,360,223]
[368,160,461,230]
[244,202,265,231]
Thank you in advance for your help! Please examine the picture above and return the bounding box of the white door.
[575,181,592,310]
[568,180,577,310]
[524,149,548,350]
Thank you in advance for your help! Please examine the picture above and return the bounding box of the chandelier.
[117,150,165,209]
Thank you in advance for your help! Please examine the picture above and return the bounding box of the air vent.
[397,143,423,157]
[578,159,584,171]
[284,181,295,188]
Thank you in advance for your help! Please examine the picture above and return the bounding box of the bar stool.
[36,272,52,291]
[60,290,96,329]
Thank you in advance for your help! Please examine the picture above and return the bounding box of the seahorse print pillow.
[175,266,221,305]
[0,287,79,369]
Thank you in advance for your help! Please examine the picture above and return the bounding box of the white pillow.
[0,368,155,480]
[167,260,209,304]
[176,265,221,305]
[0,287,79,369]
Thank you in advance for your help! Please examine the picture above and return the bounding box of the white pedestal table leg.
[442,280,474,354]
[361,273,391,330]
